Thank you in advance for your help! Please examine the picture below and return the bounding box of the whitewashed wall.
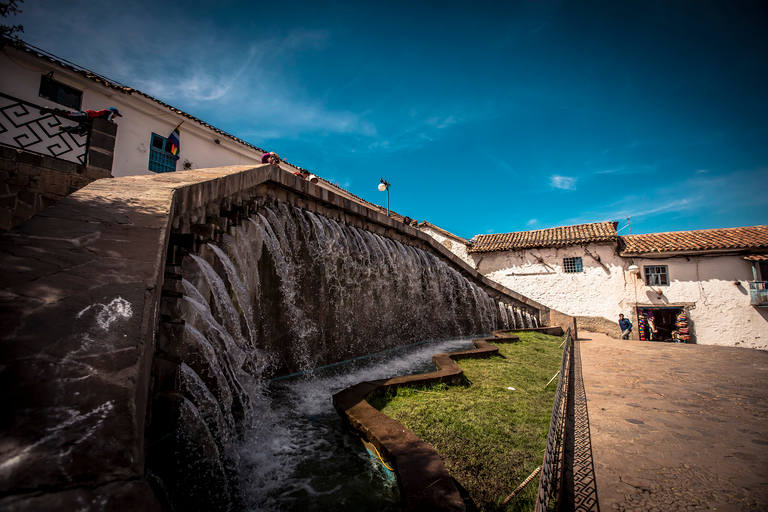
[623,255,768,350]
[1,49,265,178]
[472,243,625,319]
[455,238,767,349]
[418,225,473,266]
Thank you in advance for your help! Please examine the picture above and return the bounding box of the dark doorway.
[636,307,691,343]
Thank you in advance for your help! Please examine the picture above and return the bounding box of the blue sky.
[14,0,768,238]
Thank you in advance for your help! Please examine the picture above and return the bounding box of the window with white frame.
[148,133,177,173]
[644,265,669,286]
[563,256,583,273]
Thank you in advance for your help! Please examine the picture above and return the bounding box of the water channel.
[238,336,478,511]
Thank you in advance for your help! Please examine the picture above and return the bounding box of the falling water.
[151,201,527,509]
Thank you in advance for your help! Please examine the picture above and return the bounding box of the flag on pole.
[168,122,182,159]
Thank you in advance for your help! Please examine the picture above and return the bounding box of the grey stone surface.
[580,332,768,511]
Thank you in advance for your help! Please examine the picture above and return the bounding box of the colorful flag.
[168,122,182,159]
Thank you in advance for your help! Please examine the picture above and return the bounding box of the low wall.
[0,164,574,509]
[575,315,620,339]
[0,118,115,233]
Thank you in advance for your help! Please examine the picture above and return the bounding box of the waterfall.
[151,201,512,509]
[507,305,517,329]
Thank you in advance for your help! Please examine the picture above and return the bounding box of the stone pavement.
[578,332,768,512]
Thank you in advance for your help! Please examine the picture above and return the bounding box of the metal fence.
[535,327,573,511]
[0,91,87,164]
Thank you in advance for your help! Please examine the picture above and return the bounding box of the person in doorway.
[647,315,657,341]
[618,314,632,340]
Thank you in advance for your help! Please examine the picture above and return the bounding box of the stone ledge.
[331,331,521,512]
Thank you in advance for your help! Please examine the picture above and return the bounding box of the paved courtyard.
[578,332,768,512]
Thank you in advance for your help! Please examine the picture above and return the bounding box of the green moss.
[371,331,563,511]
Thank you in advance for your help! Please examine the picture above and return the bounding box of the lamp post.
[378,178,391,216]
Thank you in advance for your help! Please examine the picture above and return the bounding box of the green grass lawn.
[368,331,563,511]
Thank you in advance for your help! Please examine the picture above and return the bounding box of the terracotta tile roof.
[619,225,768,255]
[469,222,618,253]
[744,254,768,261]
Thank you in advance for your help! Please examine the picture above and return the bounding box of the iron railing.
[0,91,87,164]
[749,281,768,306]
[535,327,573,511]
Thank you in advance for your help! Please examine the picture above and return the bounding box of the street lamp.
[378,178,391,216]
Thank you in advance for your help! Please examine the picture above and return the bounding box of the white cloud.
[550,175,577,190]
[526,218,539,227]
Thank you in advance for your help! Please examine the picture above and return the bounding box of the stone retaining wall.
[0,118,115,233]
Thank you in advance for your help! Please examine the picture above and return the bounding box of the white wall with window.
[458,241,767,349]
[620,255,766,349]
[471,243,625,320]
[1,44,268,178]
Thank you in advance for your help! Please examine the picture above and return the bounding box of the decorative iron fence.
[0,92,87,164]
[535,327,573,511]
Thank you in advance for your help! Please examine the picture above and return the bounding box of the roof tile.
[469,222,618,253]
[619,225,768,254]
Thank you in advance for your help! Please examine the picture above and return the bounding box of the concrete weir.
[0,164,571,509]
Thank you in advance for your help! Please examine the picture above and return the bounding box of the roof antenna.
[626,215,632,235]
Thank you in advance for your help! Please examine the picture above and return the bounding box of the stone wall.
[0,118,115,233]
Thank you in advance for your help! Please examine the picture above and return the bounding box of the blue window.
[148,133,177,173]
[563,256,583,273]
[644,265,669,286]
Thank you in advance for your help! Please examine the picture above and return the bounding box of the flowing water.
[153,200,539,510]
[238,336,477,511]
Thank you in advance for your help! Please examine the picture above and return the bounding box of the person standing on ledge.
[618,314,633,340]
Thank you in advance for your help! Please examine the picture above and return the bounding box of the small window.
[39,75,82,110]
[644,265,669,286]
[148,133,177,173]
[563,256,583,273]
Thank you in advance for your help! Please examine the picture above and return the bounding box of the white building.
[0,40,284,177]
[422,222,768,350]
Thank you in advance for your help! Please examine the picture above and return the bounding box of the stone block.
[92,117,118,137]
[14,151,43,167]
[0,146,18,159]
[41,181,68,197]
[13,201,37,226]
[69,175,91,190]
[0,195,16,209]
[0,206,13,231]
[85,165,112,180]
[86,148,114,173]
[0,158,18,173]
[8,174,29,187]
[88,129,116,151]
[16,188,37,206]
[41,157,78,173]
[16,163,41,177]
